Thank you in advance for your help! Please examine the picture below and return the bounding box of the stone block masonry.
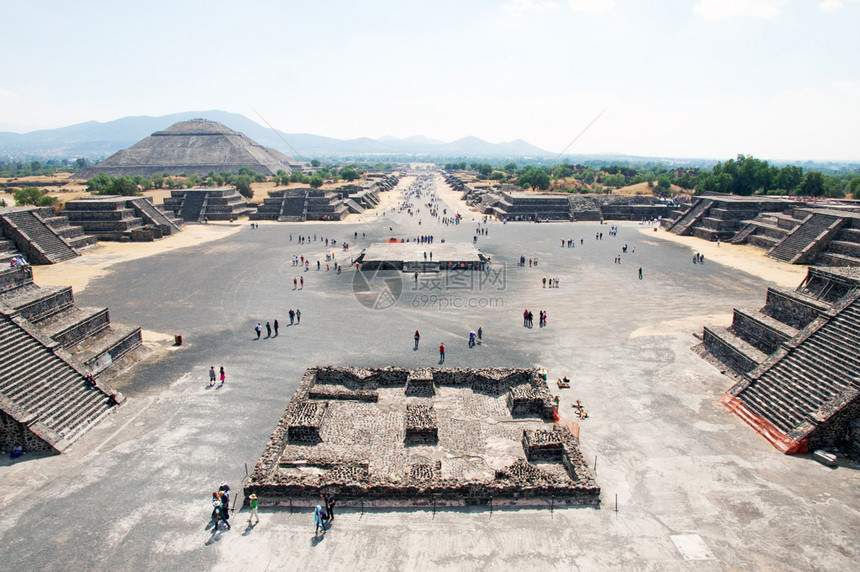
[245,367,600,507]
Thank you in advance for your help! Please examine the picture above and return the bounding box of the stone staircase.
[667,198,712,235]
[767,213,842,263]
[733,296,860,440]
[343,198,365,214]
[130,197,183,235]
[0,312,118,452]
[0,209,79,263]
[0,238,22,265]
[705,266,860,455]
[730,223,758,245]
[179,190,207,222]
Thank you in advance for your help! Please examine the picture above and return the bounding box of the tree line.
[445,155,860,198]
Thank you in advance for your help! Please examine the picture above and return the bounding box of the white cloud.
[568,0,616,12]
[818,0,843,10]
[502,0,560,17]
[693,0,787,21]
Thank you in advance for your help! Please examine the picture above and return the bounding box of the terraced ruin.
[246,367,599,507]
[701,266,860,456]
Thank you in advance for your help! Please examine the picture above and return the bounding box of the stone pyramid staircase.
[704,266,860,455]
[179,190,207,222]
[767,213,843,263]
[129,197,183,235]
[0,266,138,453]
[667,198,712,235]
[0,209,80,264]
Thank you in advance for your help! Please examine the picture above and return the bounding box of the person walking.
[209,366,216,387]
[219,488,231,530]
[439,343,445,362]
[254,323,262,339]
[212,492,222,530]
[289,309,295,325]
[300,276,304,289]
[248,494,259,525]
[296,309,301,324]
[314,505,328,535]
[293,278,297,290]
[477,326,483,344]
[523,309,529,327]
[639,267,643,280]
[542,277,547,288]
[324,493,336,522]
[274,319,279,336]
[219,366,226,386]
[469,331,476,347]
[414,330,420,349]
[265,322,272,338]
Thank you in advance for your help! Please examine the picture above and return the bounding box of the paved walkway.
[0,174,857,571]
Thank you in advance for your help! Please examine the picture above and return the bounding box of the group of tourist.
[253,313,299,340]
[8,255,27,268]
[693,253,706,264]
[468,326,484,347]
[314,493,337,535]
[208,366,226,387]
[210,483,232,531]
[542,276,560,288]
[561,238,584,247]
[519,256,539,267]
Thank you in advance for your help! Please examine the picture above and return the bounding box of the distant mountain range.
[0,110,553,161]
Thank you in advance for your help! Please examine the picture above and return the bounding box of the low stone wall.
[404,403,438,444]
[246,366,600,506]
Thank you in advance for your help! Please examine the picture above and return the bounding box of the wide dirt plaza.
[0,173,857,571]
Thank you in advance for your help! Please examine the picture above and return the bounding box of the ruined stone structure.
[245,367,599,507]
[664,196,860,266]
[734,208,860,267]
[249,174,400,222]
[700,267,860,457]
[662,195,792,241]
[161,188,254,222]
[63,196,183,241]
[0,266,133,453]
[77,119,299,178]
[0,207,96,264]
[448,174,669,222]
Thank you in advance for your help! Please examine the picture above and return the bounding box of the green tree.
[340,167,359,181]
[14,186,46,205]
[798,171,825,196]
[151,173,164,189]
[503,163,517,174]
[310,159,321,167]
[848,177,860,197]
[234,175,253,199]
[75,158,88,169]
[309,175,324,188]
[822,176,846,198]
[39,194,58,207]
[517,167,550,191]
[108,176,139,196]
[86,173,113,192]
[551,164,573,179]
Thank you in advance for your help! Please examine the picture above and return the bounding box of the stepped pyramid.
[77,119,297,178]
[701,267,860,458]
[0,266,141,453]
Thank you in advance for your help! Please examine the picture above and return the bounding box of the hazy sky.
[2,0,858,160]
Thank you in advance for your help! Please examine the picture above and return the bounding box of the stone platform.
[245,367,600,507]
[358,242,487,271]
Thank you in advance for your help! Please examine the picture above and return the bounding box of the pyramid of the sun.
[77,119,298,178]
